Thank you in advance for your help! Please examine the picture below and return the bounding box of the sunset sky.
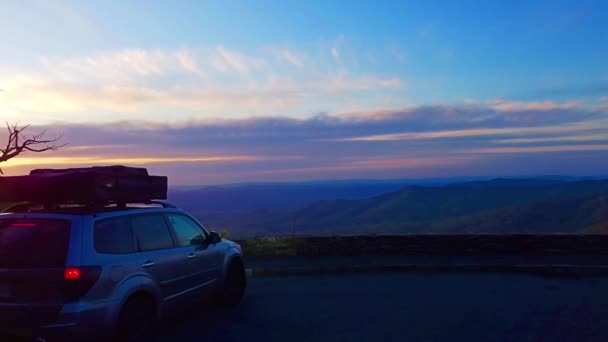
[1,0,607,185]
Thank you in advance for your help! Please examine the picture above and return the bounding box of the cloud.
[176,50,205,77]
[0,45,406,121]
[2,155,262,168]
[340,101,595,128]
[533,81,608,98]
[210,45,265,76]
[1,39,606,184]
[474,98,584,112]
[325,122,596,142]
[318,73,403,94]
[331,47,340,63]
[2,100,608,183]
[492,134,608,144]
[1,82,165,114]
[0,75,404,118]
[494,100,582,112]
[466,144,608,154]
[40,49,188,82]
[275,49,304,67]
[223,156,476,176]
[593,104,608,111]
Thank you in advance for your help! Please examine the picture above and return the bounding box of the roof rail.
[148,200,176,208]
[2,202,31,213]
[2,201,178,213]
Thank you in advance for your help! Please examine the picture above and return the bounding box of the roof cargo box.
[30,165,150,177]
[0,165,167,204]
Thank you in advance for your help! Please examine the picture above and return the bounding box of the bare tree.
[0,123,65,174]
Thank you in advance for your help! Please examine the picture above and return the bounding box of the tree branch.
[0,123,65,174]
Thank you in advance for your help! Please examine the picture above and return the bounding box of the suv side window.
[94,217,136,254]
[167,214,207,247]
[132,214,174,251]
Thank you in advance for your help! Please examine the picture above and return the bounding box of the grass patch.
[236,236,304,256]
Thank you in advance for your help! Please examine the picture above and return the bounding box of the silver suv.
[0,202,246,341]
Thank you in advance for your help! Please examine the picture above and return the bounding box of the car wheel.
[218,259,247,307]
[116,295,157,342]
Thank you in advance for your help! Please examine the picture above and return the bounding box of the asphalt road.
[156,272,608,342]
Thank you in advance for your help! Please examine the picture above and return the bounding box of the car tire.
[217,259,247,308]
[115,295,157,342]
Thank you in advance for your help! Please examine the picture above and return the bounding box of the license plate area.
[0,283,11,298]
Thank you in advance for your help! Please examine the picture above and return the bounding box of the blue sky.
[1,0,607,184]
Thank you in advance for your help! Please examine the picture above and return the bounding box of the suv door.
[165,214,221,296]
[131,214,189,302]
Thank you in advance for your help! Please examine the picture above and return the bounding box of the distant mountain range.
[181,178,608,237]
[169,181,412,212]
[168,176,602,212]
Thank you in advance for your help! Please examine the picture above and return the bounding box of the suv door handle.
[141,261,156,268]
[187,254,196,259]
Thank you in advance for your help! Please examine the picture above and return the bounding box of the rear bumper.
[0,300,117,340]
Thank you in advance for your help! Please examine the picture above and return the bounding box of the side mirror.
[209,231,222,244]
[191,235,206,245]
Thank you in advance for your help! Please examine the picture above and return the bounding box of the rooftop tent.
[0,165,167,205]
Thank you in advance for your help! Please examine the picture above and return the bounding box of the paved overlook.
[157,272,608,341]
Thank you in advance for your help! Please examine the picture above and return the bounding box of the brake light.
[64,267,81,280]
[11,223,37,227]
[62,266,102,302]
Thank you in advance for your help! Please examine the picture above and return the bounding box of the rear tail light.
[63,266,102,302]
[10,223,37,227]
[64,267,81,280]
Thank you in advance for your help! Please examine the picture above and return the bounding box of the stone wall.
[235,235,608,257]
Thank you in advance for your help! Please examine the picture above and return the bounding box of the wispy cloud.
[493,134,608,144]
[2,39,607,183]
[595,104,608,111]
[0,44,406,122]
[318,73,403,94]
[324,122,596,142]
[467,144,608,154]
[2,101,607,183]
[331,47,341,63]
[210,45,266,76]
[275,49,304,67]
[40,49,190,81]
[176,50,206,78]
[2,155,262,168]
[0,75,404,119]
[224,156,476,176]
[472,98,584,112]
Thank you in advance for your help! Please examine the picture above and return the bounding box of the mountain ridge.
[194,178,608,237]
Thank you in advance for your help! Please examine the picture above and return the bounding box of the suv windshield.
[0,218,72,268]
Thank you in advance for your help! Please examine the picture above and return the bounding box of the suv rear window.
[94,217,136,254]
[0,218,72,268]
